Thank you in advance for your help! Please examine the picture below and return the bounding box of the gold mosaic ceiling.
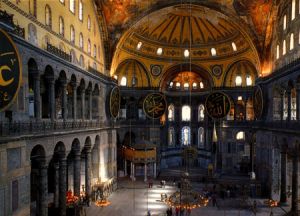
[134,5,238,46]
[118,5,256,61]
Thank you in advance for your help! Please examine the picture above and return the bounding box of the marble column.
[144,163,147,182]
[153,162,157,179]
[49,79,55,121]
[291,152,298,213]
[89,91,92,120]
[61,82,68,120]
[132,163,135,180]
[280,91,284,121]
[81,89,85,120]
[124,160,127,176]
[73,153,81,197]
[54,162,59,208]
[130,162,133,179]
[280,150,287,204]
[296,85,300,121]
[59,158,67,216]
[85,149,92,198]
[287,89,292,121]
[39,164,48,216]
[72,84,77,120]
[33,73,41,119]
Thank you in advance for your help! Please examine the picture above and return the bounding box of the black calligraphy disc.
[205,91,231,119]
[143,93,167,119]
[253,85,264,119]
[0,29,22,111]
[109,86,120,118]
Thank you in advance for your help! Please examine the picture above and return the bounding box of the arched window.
[87,39,91,54]
[292,0,296,20]
[79,0,83,21]
[246,75,252,86]
[87,16,91,30]
[59,17,64,36]
[199,82,204,89]
[176,82,181,89]
[45,5,52,27]
[120,77,127,86]
[168,104,175,121]
[29,0,37,17]
[192,82,197,89]
[283,15,287,30]
[28,23,37,45]
[70,0,75,13]
[283,40,286,55]
[79,33,83,49]
[276,44,280,59]
[198,127,204,148]
[290,33,294,50]
[198,104,205,121]
[70,25,75,43]
[183,83,189,90]
[181,126,191,146]
[93,44,97,58]
[79,55,84,67]
[211,48,217,56]
[70,49,76,63]
[235,75,242,86]
[236,131,245,140]
[232,42,237,51]
[168,127,175,146]
[182,105,191,121]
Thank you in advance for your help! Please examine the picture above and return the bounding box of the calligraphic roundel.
[0,29,21,111]
[205,91,231,119]
[109,86,120,118]
[143,92,167,119]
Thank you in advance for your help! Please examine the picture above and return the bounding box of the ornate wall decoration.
[211,65,222,77]
[0,29,22,112]
[150,65,162,76]
[205,91,231,119]
[253,85,264,119]
[109,86,120,118]
[143,92,167,119]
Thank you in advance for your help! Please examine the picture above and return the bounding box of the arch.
[114,59,150,87]
[160,63,214,91]
[84,136,92,150]
[223,60,258,87]
[71,138,81,152]
[30,145,46,160]
[181,126,191,146]
[54,141,66,157]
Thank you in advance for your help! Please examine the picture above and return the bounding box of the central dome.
[134,5,239,46]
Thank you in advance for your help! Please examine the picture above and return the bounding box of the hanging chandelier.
[165,173,209,210]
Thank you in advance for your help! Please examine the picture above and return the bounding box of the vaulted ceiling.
[95,0,279,75]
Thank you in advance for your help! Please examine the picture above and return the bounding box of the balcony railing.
[46,43,71,62]
[0,10,25,38]
[0,120,113,137]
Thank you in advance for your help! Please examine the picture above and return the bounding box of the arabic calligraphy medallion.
[205,91,231,119]
[109,86,120,118]
[0,29,22,111]
[143,92,167,119]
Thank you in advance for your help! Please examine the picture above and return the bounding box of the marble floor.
[85,178,290,216]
